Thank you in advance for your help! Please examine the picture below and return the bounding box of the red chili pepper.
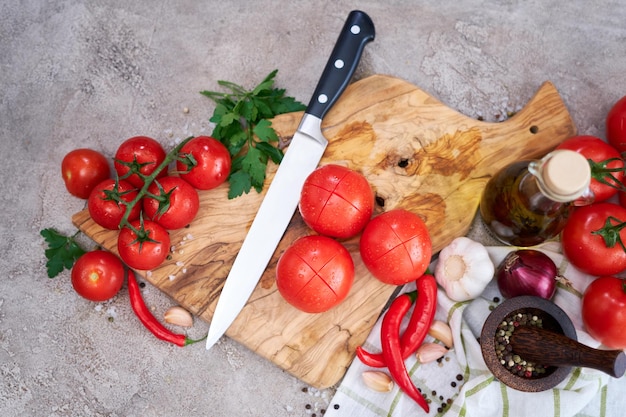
[381,291,430,413]
[357,274,438,367]
[127,269,205,347]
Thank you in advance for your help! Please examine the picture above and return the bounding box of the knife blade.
[206,10,375,350]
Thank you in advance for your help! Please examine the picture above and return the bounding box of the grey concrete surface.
[2,1,625,416]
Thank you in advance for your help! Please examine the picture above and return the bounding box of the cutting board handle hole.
[530,125,539,134]
[375,195,385,207]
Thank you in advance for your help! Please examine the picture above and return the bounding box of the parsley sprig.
[40,228,86,278]
[201,70,306,199]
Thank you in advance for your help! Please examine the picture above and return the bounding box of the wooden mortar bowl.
[480,296,577,392]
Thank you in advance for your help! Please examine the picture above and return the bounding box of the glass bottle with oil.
[479,149,593,247]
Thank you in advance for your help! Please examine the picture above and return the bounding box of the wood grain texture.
[72,74,576,388]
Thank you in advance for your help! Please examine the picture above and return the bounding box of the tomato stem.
[118,136,195,232]
[588,157,626,192]
[592,215,626,252]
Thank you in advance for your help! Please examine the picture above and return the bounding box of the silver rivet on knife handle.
[205,10,375,351]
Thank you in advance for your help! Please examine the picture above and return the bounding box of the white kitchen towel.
[325,243,626,417]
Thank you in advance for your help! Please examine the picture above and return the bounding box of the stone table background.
[2,1,625,416]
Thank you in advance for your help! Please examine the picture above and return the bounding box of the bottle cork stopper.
[542,150,591,200]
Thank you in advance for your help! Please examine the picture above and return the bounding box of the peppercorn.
[494,312,548,378]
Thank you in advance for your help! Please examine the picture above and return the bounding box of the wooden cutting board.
[72,74,576,388]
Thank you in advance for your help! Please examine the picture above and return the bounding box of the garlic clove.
[163,306,193,327]
[428,320,453,348]
[416,342,448,364]
[361,370,394,392]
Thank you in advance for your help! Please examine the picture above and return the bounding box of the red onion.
[496,249,558,300]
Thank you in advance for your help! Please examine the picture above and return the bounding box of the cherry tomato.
[176,136,231,190]
[561,202,626,276]
[118,219,171,270]
[114,136,167,188]
[88,179,141,230]
[299,164,374,239]
[142,176,200,230]
[71,250,125,301]
[606,95,626,154]
[359,209,432,285]
[582,276,626,349]
[276,235,354,313]
[556,135,625,202]
[61,148,111,199]
[619,177,626,208]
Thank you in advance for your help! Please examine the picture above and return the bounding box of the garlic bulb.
[435,237,494,301]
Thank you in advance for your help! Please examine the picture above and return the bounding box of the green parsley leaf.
[241,146,268,191]
[253,119,278,143]
[256,141,283,164]
[227,170,252,199]
[201,69,306,199]
[40,228,86,278]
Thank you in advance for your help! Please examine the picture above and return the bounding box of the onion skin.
[496,249,558,300]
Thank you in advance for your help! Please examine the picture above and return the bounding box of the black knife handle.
[305,10,375,119]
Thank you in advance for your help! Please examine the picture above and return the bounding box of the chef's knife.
[206,10,375,350]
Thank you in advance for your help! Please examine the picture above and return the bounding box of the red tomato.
[359,209,432,285]
[619,177,626,208]
[606,95,626,153]
[582,276,626,349]
[71,250,125,301]
[561,202,626,276]
[556,135,625,202]
[276,235,354,313]
[118,219,171,270]
[299,164,374,239]
[176,136,231,190]
[142,176,200,230]
[88,179,141,230]
[114,136,167,188]
[61,148,111,199]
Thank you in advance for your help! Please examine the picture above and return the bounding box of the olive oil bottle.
[480,150,592,246]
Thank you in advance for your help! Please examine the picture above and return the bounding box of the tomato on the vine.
[142,176,200,230]
[114,136,167,188]
[88,179,141,230]
[71,250,125,301]
[176,136,231,190]
[118,219,171,270]
[619,178,626,208]
[606,95,626,154]
[359,209,432,285]
[276,235,354,313]
[556,135,625,202]
[299,164,374,239]
[561,202,626,276]
[582,275,626,349]
[61,148,111,199]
